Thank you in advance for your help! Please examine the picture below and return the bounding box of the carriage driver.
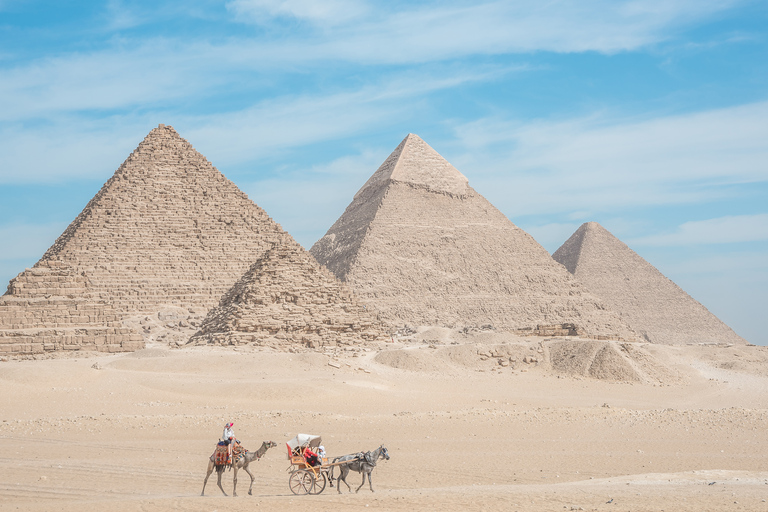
[222,422,235,464]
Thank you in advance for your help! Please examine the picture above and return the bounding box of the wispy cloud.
[103,0,144,30]
[629,214,768,246]
[0,65,495,183]
[227,0,369,25]
[453,101,768,217]
[228,0,744,60]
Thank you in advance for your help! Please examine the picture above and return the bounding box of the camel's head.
[267,440,278,449]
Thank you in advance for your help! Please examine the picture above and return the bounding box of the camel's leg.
[244,464,256,495]
[216,468,228,496]
[233,466,239,497]
[201,460,214,496]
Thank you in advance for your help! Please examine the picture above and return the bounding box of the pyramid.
[0,124,291,355]
[189,239,387,348]
[552,222,746,345]
[310,134,636,339]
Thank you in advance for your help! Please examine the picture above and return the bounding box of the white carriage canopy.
[286,433,322,453]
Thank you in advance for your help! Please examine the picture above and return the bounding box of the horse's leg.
[368,468,375,492]
[216,467,228,496]
[244,464,256,496]
[201,460,214,496]
[338,466,351,493]
[355,468,368,493]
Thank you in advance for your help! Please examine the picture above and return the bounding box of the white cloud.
[452,101,768,217]
[226,0,743,60]
[0,1,747,123]
[103,0,144,30]
[0,65,491,183]
[0,41,233,122]
[227,0,368,24]
[629,214,768,246]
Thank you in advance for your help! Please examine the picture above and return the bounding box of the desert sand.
[2,333,767,512]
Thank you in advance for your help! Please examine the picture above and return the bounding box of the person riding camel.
[222,422,235,465]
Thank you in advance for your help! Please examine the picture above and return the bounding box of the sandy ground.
[1,334,768,511]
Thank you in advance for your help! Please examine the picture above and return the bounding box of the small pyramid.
[189,239,387,348]
[1,124,290,355]
[553,222,746,345]
[311,135,636,339]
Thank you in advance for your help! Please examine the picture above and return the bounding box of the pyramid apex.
[355,134,469,199]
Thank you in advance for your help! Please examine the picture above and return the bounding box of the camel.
[329,445,390,493]
[201,440,277,497]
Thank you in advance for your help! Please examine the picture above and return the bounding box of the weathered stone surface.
[189,240,388,348]
[0,261,143,354]
[552,221,746,345]
[311,134,636,340]
[1,124,292,354]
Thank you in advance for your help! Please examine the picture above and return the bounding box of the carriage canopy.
[286,433,322,452]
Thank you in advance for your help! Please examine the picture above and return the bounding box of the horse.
[201,440,277,497]
[329,445,390,493]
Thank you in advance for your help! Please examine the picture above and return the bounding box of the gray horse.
[329,445,390,493]
[201,440,278,497]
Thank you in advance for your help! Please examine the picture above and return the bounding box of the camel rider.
[222,422,235,464]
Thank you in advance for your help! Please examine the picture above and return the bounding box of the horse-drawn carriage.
[286,433,332,494]
[286,433,390,495]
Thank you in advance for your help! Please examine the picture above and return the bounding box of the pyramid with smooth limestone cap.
[310,134,636,339]
[0,124,293,355]
[552,221,746,345]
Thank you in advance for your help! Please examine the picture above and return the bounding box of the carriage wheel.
[309,471,327,495]
[289,470,313,495]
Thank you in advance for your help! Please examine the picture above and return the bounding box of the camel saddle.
[232,443,247,464]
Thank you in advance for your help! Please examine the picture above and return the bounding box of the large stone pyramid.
[189,239,387,348]
[310,134,636,339]
[1,124,290,355]
[552,222,746,345]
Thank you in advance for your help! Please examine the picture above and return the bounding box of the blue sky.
[1,0,766,344]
